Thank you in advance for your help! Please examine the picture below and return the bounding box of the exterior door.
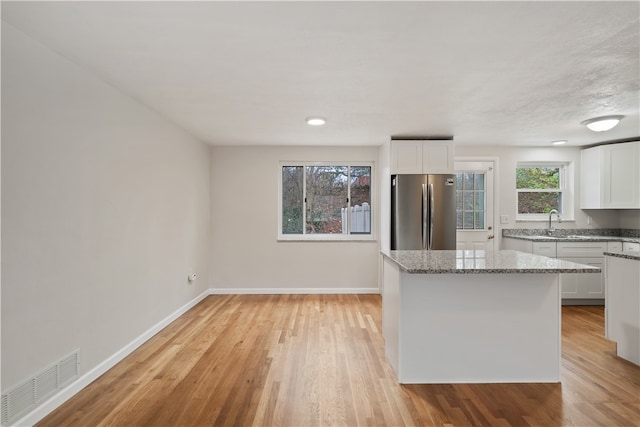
[455,161,495,251]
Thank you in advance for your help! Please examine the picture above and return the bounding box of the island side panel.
[382,257,401,377]
[605,255,640,365]
[398,273,561,383]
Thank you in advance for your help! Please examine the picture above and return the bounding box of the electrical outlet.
[500,215,509,224]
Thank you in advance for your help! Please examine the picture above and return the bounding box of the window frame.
[277,161,376,241]
[516,161,574,221]
[456,171,488,231]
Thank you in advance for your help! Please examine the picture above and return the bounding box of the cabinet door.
[422,141,454,174]
[557,242,607,258]
[532,242,557,258]
[581,259,604,298]
[607,241,623,252]
[580,141,640,209]
[580,146,603,209]
[560,273,579,298]
[603,142,640,208]
[560,257,604,298]
[391,141,423,174]
[623,242,640,252]
[502,237,533,253]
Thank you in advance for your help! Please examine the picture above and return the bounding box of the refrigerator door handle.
[422,183,428,249]
[428,183,434,250]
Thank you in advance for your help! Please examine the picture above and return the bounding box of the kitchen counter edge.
[501,235,640,243]
[381,249,601,274]
[603,250,640,261]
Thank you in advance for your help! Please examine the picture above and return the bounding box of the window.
[280,162,373,240]
[516,162,571,220]
[456,172,486,230]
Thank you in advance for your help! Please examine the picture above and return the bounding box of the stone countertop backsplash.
[502,228,640,243]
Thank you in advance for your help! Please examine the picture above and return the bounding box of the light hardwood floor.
[37,295,640,426]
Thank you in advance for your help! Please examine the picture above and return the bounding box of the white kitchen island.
[604,250,640,366]
[381,249,600,384]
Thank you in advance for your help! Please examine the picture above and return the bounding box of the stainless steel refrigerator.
[391,174,457,250]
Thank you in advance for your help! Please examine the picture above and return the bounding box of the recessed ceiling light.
[581,115,624,132]
[551,140,567,145]
[306,117,326,126]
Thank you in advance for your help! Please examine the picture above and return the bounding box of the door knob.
[487,235,495,240]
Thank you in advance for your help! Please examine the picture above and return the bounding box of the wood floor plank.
[36,295,640,426]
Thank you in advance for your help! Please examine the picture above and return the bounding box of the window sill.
[278,234,377,242]
[515,218,575,222]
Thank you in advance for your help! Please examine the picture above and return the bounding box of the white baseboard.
[209,287,381,295]
[12,290,210,427]
[11,286,380,426]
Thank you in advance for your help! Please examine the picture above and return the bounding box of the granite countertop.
[603,250,640,261]
[501,228,640,244]
[381,249,602,274]
[503,235,640,243]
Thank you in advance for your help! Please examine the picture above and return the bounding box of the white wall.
[379,139,391,251]
[209,145,379,292]
[620,210,640,229]
[455,145,622,247]
[1,24,210,390]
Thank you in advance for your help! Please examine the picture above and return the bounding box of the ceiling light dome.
[551,140,567,145]
[306,117,326,126]
[581,115,624,132]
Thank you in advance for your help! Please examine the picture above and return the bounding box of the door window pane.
[474,173,485,190]
[463,173,474,190]
[463,211,474,230]
[456,172,486,230]
[475,191,485,210]
[474,211,485,229]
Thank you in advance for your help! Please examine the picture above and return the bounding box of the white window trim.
[277,161,376,241]
[516,161,575,221]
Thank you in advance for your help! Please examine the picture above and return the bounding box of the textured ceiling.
[2,1,639,147]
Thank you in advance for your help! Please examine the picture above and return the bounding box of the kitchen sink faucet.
[548,209,562,235]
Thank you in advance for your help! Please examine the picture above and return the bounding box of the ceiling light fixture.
[306,117,326,126]
[581,115,624,132]
[551,140,567,145]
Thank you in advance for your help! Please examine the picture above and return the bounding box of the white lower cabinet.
[532,241,557,258]
[557,242,607,300]
[502,238,616,302]
[608,241,623,252]
[624,242,640,252]
[559,257,604,298]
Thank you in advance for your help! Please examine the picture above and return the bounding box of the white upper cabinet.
[580,141,640,209]
[391,140,454,174]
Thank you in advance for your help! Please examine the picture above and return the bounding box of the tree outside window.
[281,164,372,238]
[516,164,562,216]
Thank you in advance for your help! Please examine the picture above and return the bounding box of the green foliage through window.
[516,167,559,190]
[516,165,562,215]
